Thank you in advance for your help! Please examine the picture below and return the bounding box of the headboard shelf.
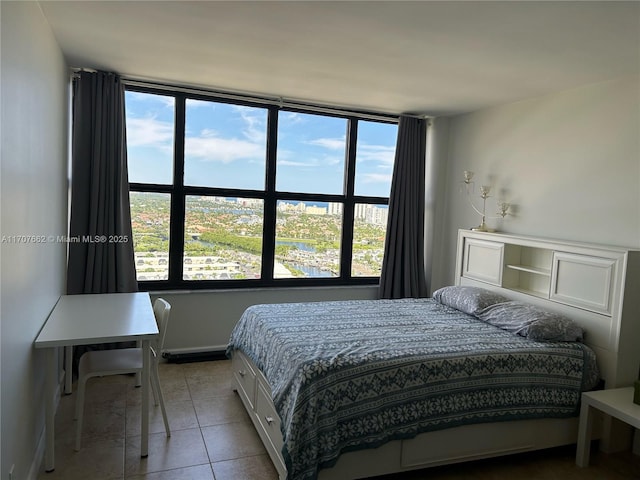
[505,264,551,276]
[455,229,640,389]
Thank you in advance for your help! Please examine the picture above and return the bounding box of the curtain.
[378,116,427,299]
[67,70,137,294]
[67,71,137,371]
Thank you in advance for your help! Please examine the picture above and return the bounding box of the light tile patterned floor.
[38,359,639,480]
[37,359,277,480]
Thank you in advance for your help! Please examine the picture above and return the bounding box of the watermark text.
[1,235,129,244]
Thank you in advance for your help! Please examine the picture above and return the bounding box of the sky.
[125,91,398,197]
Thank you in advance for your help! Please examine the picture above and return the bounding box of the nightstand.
[576,387,640,467]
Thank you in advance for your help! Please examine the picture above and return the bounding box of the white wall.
[0,2,68,479]
[435,75,640,287]
[424,117,450,294]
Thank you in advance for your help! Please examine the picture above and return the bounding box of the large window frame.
[126,84,397,290]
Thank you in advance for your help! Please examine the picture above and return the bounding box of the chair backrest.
[152,298,171,354]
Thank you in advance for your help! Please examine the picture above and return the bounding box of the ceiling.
[39,1,640,116]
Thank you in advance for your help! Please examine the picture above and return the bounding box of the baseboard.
[29,376,64,480]
[28,427,47,480]
[163,346,228,363]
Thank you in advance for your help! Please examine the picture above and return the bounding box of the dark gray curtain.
[378,116,427,299]
[67,71,137,371]
[67,70,137,295]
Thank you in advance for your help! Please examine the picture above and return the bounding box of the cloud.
[278,155,344,170]
[323,155,343,166]
[277,148,342,168]
[357,143,396,166]
[280,112,304,125]
[360,172,392,184]
[158,96,175,108]
[185,129,263,164]
[186,99,214,109]
[127,91,174,109]
[278,160,316,167]
[126,117,173,147]
[307,137,346,150]
[182,103,267,160]
[233,106,267,144]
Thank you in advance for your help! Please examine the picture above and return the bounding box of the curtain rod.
[70,68,430,122]
[123,78,408,123]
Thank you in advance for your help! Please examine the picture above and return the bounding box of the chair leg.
[74,375,88,451]
[151,365,171,437]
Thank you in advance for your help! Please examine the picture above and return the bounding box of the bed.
[226,230,640,480]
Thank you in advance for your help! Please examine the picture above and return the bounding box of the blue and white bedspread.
[226,298,599,480]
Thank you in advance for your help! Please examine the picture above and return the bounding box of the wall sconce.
[462,171,510,232]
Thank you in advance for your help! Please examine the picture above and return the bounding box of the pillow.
[432,286,508,316]
[476,301,584,342]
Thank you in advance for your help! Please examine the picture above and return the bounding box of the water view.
[131,195,387,281]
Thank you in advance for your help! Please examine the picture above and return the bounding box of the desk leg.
[576,400,593,467]
[141,339,150,457]
[64,346,73,394]
[135,340,142,387]
[44,348,56,472]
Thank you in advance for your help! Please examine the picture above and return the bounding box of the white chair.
[74,298,172,451]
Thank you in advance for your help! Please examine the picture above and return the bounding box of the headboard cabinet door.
[550,252,616,316]
[462,238,504,286]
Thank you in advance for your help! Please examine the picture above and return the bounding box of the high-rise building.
[328,202,343,216]
[306,205,327,215]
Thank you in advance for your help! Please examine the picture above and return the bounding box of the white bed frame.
[231,230,640,479]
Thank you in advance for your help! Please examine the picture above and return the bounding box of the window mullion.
[340,119,358,279]
[169,94,186,285]
[261,107,278,281]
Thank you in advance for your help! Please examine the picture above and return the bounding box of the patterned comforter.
[226,298,599,480]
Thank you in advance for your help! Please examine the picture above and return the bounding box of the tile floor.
[37,359,640,480]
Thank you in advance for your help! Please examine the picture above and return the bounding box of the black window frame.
[126,84,398,291]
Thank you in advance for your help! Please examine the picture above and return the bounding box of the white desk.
[576,387,640,467]
[34,292,158,472]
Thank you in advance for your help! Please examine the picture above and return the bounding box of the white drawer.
[255,380,284,453]
[232,350,257,409]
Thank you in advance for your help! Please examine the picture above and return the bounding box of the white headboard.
[454,229,640,389]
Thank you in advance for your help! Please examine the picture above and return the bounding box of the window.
[184,100,267,190]
[125,86,398,289]
[130,192,171,281]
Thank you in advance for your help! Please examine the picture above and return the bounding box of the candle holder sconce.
[462,171,511,232]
